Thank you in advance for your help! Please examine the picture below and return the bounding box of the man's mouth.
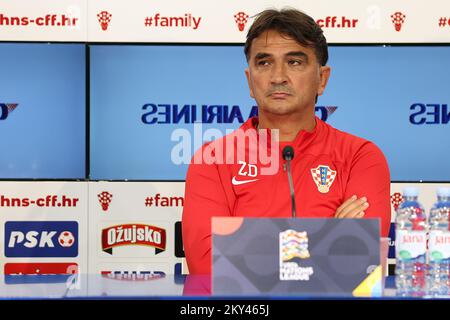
[269,92,291,99]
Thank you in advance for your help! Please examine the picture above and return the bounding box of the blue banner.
[87,45,450,181]
[5,221,78,257]
[0,43,86,179]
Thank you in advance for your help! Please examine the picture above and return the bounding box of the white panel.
[87,181,185,278]
[80,263,183,297]
[0,181,88,296]
[87,0,450,43]
[1,0,448,43]
[0,0,87,41]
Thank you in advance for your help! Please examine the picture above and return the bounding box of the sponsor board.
[0,0,448,42]
[101,270,165,281]
[4,263,78,284]
[101,223,167,255]
[89,182,185,218]
[0,181,448,281]
[98,221,170,258]
[85,0,450,43]
[88,182,184,280]
[0,0,87,41]
[84,262,182,296]
[5,221,78,257]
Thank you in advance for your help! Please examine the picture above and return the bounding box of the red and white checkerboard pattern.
[97,11,112,24]
[391,12,406,24]
[6,104,18,113]
[97,191,112,211]
[310,166,337,190]
[390,192,404,211]
[234,12,249,24]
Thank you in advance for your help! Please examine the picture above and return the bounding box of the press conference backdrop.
[0,43,86,179]
[1,0,450,286]
[1,43,448,181]
[90,45,450,181]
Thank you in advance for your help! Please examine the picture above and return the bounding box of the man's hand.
[334,195,369,218]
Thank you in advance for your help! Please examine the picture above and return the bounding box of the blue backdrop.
[0,43,86,179]
[90,45,450,181]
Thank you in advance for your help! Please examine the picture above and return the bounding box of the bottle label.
[396,230,427,261]
[429,230,450,262]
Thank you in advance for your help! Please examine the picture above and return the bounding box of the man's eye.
[289,60,303,66]
[257,60,270,66]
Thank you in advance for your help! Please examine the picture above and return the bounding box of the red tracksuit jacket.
[182,116,391,274]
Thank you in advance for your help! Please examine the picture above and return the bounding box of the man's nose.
[270,63,288,84]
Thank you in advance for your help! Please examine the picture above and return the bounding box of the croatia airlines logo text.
[101,224,166,255]
[148,103,337,173]
[410,103,449,125]
[5,221,78,257]
[141,104,337,124]
[0,103,19,120]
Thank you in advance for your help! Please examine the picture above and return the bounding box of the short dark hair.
[244,8,328,66]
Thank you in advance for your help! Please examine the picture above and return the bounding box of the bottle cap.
[437,187,450,198]
[402,187,419,197]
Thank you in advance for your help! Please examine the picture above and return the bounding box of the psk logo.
[280,230,310,262]
[0,103,19,120]
[98,191,113,211]
[390,12,406,32]
[234,12,249,31]
[311,165,337,193]
[390,192,404,211]
[97,11,112,31]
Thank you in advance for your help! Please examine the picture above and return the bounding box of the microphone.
[282,146,297,218]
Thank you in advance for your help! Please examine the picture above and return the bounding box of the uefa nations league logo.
[279,230,314,281]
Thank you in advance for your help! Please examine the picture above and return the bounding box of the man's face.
[245,30,330,118]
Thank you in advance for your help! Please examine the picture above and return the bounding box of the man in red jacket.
[182,8,391,275]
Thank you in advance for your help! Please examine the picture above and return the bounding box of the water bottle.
[427,187,450,297]
[395,187,427,296]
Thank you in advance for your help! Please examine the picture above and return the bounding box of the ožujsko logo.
[101,270,165,281]
[97,11,112,30]
[0,103,19,120]
[98,191,113,211]
[4,263,78,284]
[311,165,337,194]
[390,192,404,211]
[234,12,249,31]
[279,230,313,281]
[390,12,406,31]
[101,224,166,255]
[5,221,78,257]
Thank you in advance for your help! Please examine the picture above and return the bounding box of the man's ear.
[317,66,331,96]
[245,68,255,98]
